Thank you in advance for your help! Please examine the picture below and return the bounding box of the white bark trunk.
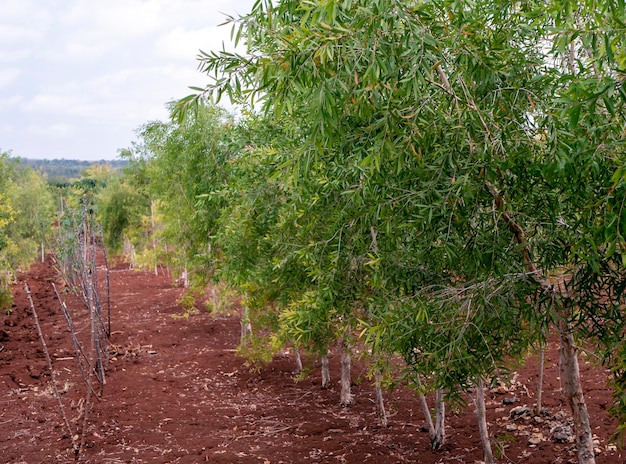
[535,342,546,416]
[240,305,252,345]
[374,369,388,427]
[434,388,446,449]
[419,392,435,436]
[321,354,330,389]
[339,340,352,406]
[419,388,446,450]
[486,182,596,462]
[150,199,158,276]
[294,345,303,373]
[473,378,494,464]
[557,315,596,464]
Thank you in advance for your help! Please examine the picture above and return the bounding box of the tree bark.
[419,387,446,450]
[294,345,303,374]
[557,314,596,463]
[473,378,495,464]
[321,353,330,389]
[535,342,546,416]
[419,391,435,436]
[434,388,446,449]
[488,182,596,463]
[339,339,352,406]
[150,198,158,276]
[374,369,388,427]
[240,304,252,346]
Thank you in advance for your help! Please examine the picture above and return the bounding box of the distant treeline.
[13,158,128,185]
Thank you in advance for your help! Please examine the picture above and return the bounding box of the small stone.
[509,406,531,418]
[495,385,509,394]
[538,407,551,417]
[607,443,618,451]
[550,424,574,443]
[503,397,519,405]
[505,423,518,432]
[528,432,543,445]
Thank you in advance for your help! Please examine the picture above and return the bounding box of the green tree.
[181,1,626,462]
[0,154,15,292]
[0,153,56,309]
[4,165,55,267]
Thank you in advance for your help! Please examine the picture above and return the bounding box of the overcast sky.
[0,0,255,161]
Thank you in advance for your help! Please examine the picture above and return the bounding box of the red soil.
[0,257,623,463]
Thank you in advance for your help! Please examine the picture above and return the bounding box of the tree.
[181,1,626,461]
[4,164,55,267]
[0,153,58,310]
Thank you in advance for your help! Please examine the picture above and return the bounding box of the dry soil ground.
[0,257,623,463]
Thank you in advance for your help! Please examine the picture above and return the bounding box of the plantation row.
[1,1,626,462]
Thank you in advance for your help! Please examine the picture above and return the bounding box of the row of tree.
[0,153,57,309]
[93,1,625,463]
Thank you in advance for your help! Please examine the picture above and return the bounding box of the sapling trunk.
[418,386,446,450]
[339,339,352,406]
[487,181,596,463]
[150,198,158,276]
[294,345,303,373]
[535,341,546,416]
[557,314,596,464]
[434,388,446,448]
[473,378,494,464]
[419,391,435,436]
[321,353,330,389]
[374,369,388,427]
[240,305,252,345]
[211,286,218,313]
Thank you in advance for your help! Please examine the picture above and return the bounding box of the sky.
[0,0,256,161]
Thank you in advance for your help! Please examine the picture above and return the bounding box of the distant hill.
[14,158,128,185]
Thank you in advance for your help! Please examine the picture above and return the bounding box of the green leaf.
[569,103,582,128]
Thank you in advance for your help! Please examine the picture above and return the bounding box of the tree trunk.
[374,369,388,427]
[434,388,446,449]
[419,391,435,435]
[339,340,352,406]
[321,353,330,389]
[419,387,446,451]
[179,268,189,288]
[557,314,596,464]
[535,341,546,416]
[473,378,495,464]
[211,286,218,312]
[488,182,596,463]
[294,345,303,374]
[240,304,252,346]
[150,198,158,276]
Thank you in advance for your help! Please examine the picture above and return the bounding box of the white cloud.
[0,24,43,44]
[0,0,258,160]
[155,26,234,62]
[0,49,33,63]
[0,69,20,89]
[25,123,75,138]
[0,95,23,111]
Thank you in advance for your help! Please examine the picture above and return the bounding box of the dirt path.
[0,258,623,463]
